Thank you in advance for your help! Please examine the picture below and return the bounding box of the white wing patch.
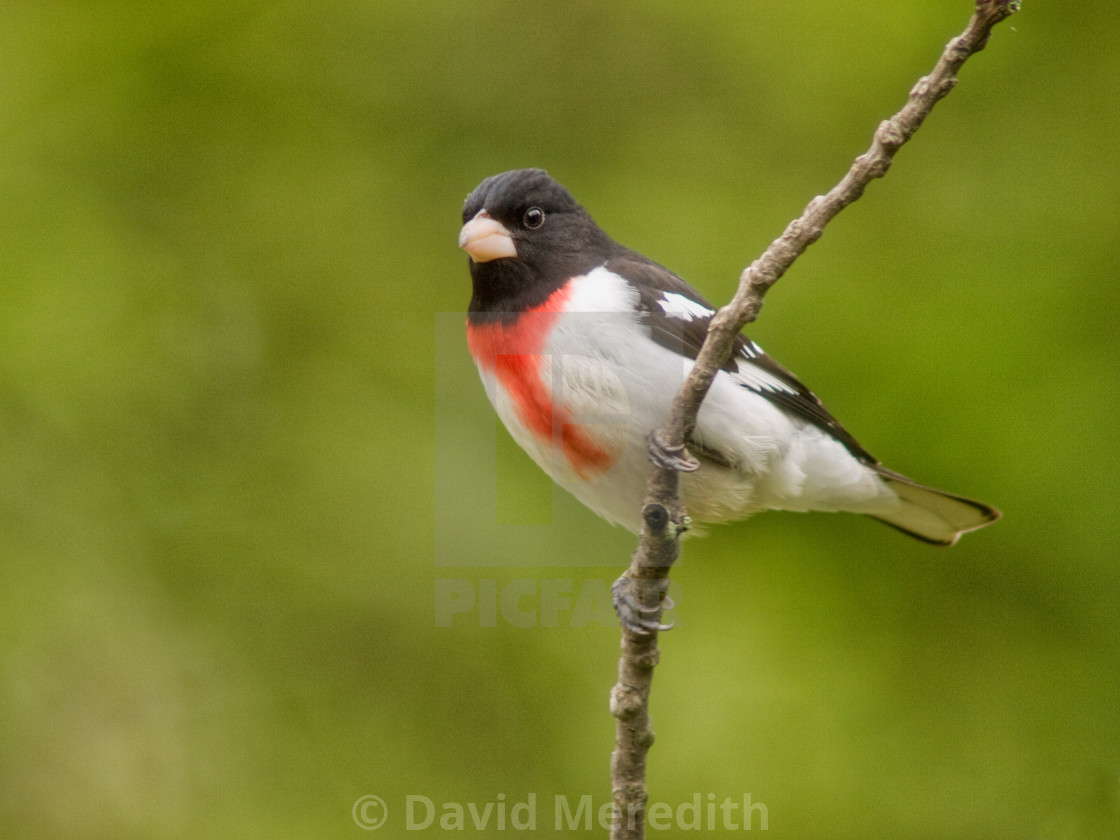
[657,291,713,322]
[731,360,799,395]
[740,339,763,359]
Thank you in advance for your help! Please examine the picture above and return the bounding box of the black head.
[460,169,617,318]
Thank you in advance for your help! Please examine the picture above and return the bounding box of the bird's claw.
[611,574,674,636]
[647,430,700,473]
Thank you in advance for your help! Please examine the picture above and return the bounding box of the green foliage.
[2,2,1118,838]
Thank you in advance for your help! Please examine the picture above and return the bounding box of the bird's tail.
[871,467,1001,546]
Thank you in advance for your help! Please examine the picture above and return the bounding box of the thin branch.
[609,2,1020,836]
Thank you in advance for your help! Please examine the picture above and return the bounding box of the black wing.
[604,252,879,466]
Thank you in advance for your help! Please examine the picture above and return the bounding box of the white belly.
[474,267,898,533]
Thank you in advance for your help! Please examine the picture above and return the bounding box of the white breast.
[476,266,898,532]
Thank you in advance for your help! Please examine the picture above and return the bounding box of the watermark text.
[353,792,767,831]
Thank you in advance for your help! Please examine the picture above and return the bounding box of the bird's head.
[460,169,615,315]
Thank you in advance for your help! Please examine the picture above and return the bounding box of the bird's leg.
[611,501,687,635]
[646,429,700,473]
[611,572,674,636]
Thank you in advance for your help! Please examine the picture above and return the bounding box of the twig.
[608,2,1020,837]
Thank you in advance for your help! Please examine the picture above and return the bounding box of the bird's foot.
[647,430,700,473]
[611,573,674,636]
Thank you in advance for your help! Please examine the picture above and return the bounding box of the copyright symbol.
[352,795,388,830]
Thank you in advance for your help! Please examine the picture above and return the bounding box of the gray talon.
[647,431,700,473]
[612,574,674,635]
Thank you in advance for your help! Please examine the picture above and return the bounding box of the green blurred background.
[2,1,1118,838]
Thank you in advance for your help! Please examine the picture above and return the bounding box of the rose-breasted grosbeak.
[459,168,999,555]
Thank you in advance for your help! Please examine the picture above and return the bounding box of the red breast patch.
[467,284,615,478]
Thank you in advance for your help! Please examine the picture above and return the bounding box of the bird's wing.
[604,252,879,466]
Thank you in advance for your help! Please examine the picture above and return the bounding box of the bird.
[458,168,1000,574]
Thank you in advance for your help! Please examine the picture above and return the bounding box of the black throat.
[466,258,573,325]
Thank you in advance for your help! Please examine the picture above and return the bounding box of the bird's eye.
[523,206,545,229]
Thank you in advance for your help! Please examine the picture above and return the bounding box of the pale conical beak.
[458,210,517,263]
